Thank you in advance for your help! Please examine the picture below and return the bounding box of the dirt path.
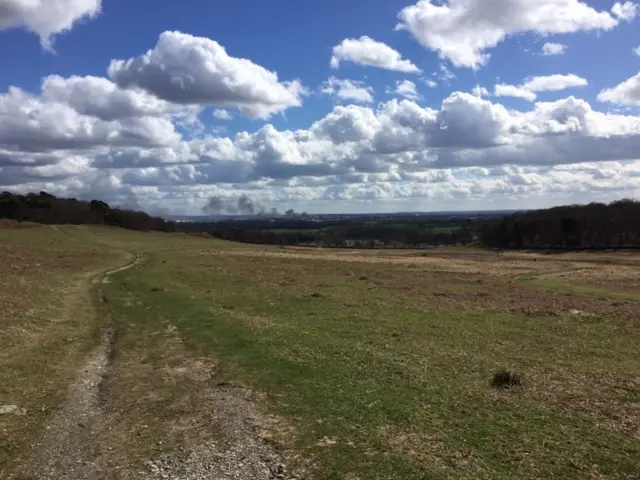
[140,385,288,480]
[16,253,139,480]
[15,251,291,479]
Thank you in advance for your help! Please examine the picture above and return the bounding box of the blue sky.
[1,0,640,214]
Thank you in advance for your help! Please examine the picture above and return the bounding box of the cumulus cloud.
[6,87,640,179]
[472,85,490,97]
[330,36,421,73]
[522,74,589,92]
[612,1,638,21]
[108,31,305,119]
[312,105,381,145]
[541,42,568,56]
[494,84,537,102]
[425,79,438,88]
[41,75,186,121]
[432,92,513,148]
[634,46,640,57]
[3,66,640,213]
[0,87,180,153]
[597,71,640,106]
[0,0,101,50]
[396,0,634,69]
[212,109,232,120]
[320,77,374,103]
[392,80,421,101]
[494,74,588,102]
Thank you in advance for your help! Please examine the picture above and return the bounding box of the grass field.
[1,225,639,479]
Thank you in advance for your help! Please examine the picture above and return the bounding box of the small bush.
[491,370,522,389]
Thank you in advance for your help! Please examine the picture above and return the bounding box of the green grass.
[3,226,639,479]
[521,277,640,302]
[102,244,640,479]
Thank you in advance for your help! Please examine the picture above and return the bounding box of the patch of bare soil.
[139,387,291,480]
[17,330,115,480]
[107,323,297,479]
[96,332,297,480]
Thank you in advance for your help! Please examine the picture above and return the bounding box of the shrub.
[491,370,522,389]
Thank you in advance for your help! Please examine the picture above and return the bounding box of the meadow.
[1,225,638,479]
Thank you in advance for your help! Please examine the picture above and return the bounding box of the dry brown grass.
[91,315,294,478]
[0,219,39,229]
[200,247,575,277]
[192,249,640,325]
[378,425,450,472]
[3,228,640,479]
[534,264,640,294]
[0,228,125,474]
[525,371,640,440]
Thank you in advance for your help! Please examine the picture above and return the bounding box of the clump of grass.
[491,370,522,389]
[359,276,368,281]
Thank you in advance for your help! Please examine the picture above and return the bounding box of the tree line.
[0,191,175,232]
[480,199,640,249]
[208,223,475,248]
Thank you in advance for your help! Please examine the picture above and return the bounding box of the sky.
[1,0,640,215]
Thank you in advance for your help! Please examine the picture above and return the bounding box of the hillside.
[1,225,639,479]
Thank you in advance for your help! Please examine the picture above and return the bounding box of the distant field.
[1,225,639,479]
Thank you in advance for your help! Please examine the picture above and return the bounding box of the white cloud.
[393,80,421,101]
[438,64,456,82]
[5,87,640,177]
[494,84,537,102]
[41,75,185,121]
[396,0,634,69]
[493,74,588,101]
[522,74,588,92]
[634,46,640,57]
[4,67,640,213]
[212,109,232,120]
[598,71,640,106]
[0,0,101,50]
[472,85,490,97]
[541,42,567,56]
[330,36,421,73]
[108,31,305,120]
[612,1,638,21]
[320,77,374,103]
[312,105,380,144]
[425,79,438,88]
[0,86,181,154]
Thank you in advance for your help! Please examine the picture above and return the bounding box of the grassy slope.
[104,237,639,479]
[0,226,127,469]
[2,226,639,479]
